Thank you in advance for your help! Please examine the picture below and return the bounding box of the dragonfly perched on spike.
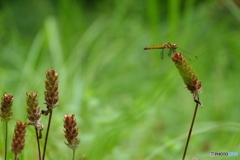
[143,42,178,59]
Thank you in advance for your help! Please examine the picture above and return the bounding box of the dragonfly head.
[172,43,178,49]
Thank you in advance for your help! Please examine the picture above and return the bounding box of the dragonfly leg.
[167,50,171,57]
[168,49,175,57]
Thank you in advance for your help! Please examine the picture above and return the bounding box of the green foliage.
[0,0,240,159]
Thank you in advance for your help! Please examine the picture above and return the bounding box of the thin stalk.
[72,149,75,160]
[182,102,199,160]
[42,109,53,160]
[35,127,42,160]
[4,122,8,160]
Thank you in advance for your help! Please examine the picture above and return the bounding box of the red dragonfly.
[143,42,178,59]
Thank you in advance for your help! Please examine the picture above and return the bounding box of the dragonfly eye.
[173,44,178,49]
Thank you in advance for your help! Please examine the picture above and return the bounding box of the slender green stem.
[35,127,42,160]
[72,149,75,160]
[182,102,199,160]
[4,122,8,160]
[42,109,53,160]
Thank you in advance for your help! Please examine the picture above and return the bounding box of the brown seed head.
[0,93,14,122]
[171,52,202,95]
[26,92,43,131]
[44,69,59,110]
[64,114,80,150]
[11,121,27,155]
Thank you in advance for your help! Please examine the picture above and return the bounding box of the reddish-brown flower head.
[64,115,80,150]
[171,52,202,95]
[0,93,14,122]
[26,92,43,131]
[11,121,27,155]
[44,69,59,110]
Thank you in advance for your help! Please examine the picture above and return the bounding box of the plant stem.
[42,109,53,160]
[182,102,199,160]
[72,149,75,160]
[35,127,42,160]
[4,122,8,160]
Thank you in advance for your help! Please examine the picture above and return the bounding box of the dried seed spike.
[44,69,59,110]
[42,69,60,160]
[63,115,80,150]
[171,52,203,97]
[0,92,14,122]
[26,92,43,131]
[11,121,27,156]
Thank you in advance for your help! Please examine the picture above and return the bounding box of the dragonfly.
[143,42,178,59]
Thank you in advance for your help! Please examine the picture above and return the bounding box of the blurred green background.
[0,0,240,159]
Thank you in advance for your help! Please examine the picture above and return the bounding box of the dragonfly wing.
[168,49,174,57]
[161,49,164,59]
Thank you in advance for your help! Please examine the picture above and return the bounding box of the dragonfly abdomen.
[143,45,165,50]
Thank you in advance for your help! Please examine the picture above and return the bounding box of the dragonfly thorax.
[165,42,178,50]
